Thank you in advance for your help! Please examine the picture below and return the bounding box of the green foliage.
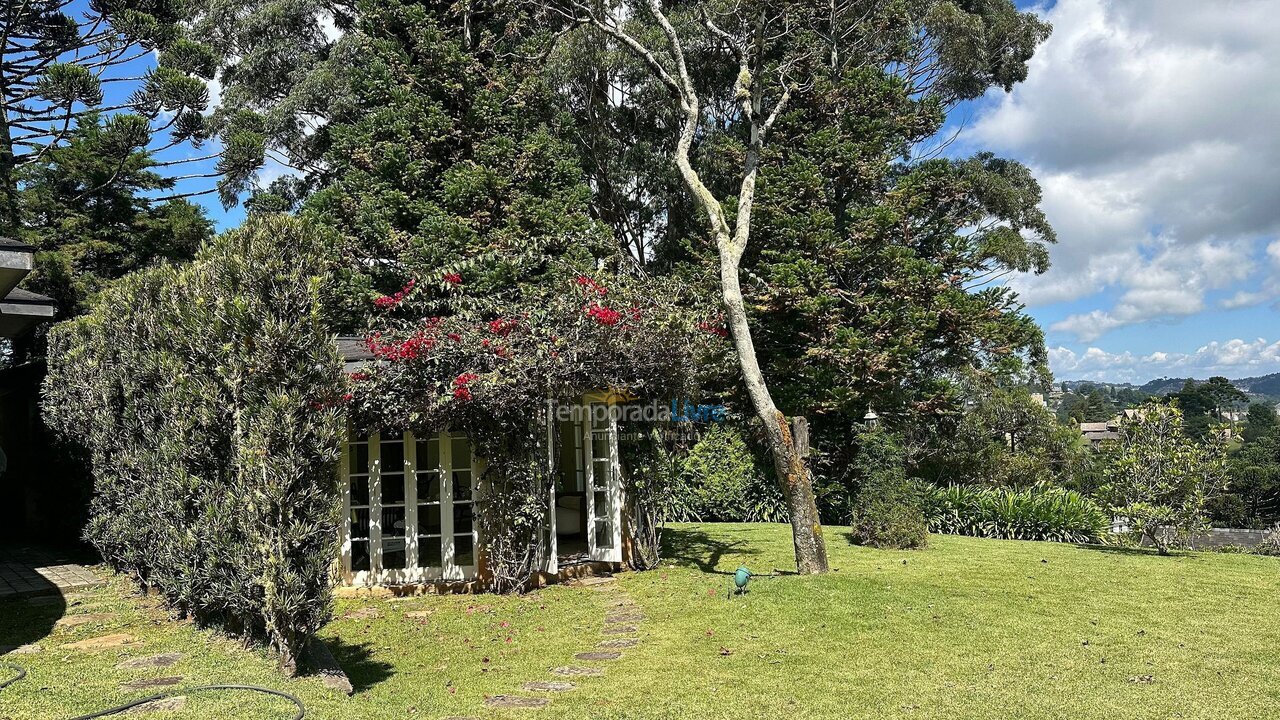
[664,425,787,524]
[915,483,1109,543]
[1214,420,1280,528]
[42,215,345,672]
[849,430,928,549]
[16,115,212,321]
[1100,403,1229,554]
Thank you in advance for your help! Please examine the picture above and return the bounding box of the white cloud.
[968,0,1280,340]
[1050,338,1280,382]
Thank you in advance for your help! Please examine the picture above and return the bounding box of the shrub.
[43,215,345,673]
[665,424,787,523]
[914,482,1109,543]
[849,430,928,549]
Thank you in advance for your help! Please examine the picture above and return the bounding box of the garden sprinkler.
[729,566,752,598]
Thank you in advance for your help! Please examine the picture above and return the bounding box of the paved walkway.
[0,546,102,599]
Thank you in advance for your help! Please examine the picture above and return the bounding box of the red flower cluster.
[373,279,417,309]
[364,331,436,360]
[574,275,608,297]
[698,320,729,337]
[446,332,462,342]
[443,272,463,285]
[453,372,480,401]
[348,371,371,381]
[488,318,518,336]
[585,302,622,326]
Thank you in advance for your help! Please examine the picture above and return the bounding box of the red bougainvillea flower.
[697,319,729,337]
[365,331,436,361]
[574,275,608,297]
[488,318,517,336]
[348,371,370,381]
[373,279,417,309]
[452,372,480,401]
[447,332,462,342]
[443,272,463,285]
[585,302,622,326]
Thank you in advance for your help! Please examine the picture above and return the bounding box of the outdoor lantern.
[733,567,752,593]
[863,408,879,428]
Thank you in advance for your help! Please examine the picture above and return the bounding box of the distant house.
[1079,419,1120,447]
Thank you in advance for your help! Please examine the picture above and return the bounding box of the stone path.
[479,574,642,713]
[0,546,102,599]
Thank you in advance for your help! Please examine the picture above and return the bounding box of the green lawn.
[3,523,1279,719]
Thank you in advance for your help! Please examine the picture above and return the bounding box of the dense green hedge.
[43,215,345,673]
[915,483,1109,544]
[664,425,788,523]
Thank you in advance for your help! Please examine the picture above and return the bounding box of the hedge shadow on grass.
[321,638,396,692]
[0,595,63,657]
[659,526,761,574]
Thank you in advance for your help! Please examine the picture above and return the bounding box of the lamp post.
[863,408,879,429]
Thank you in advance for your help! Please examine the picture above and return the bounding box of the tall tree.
[0,0,252,232]
[538,0,1050,573]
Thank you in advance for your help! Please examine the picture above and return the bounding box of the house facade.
[337,390,630,588]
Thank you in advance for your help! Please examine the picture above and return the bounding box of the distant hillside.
[1060,375,1280,403]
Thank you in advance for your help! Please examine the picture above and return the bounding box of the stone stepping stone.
[577,576,615,586]
[121,676,182,691]
[123,696,186,714]
[551,666,604,677]
[117,653,182,670]
[484,695,550,709]
[597,638,638,649]
[0,644,42,655]
[342,607,381,620]
[574,651,620,661]
[61,634,137,651]
[523,680,575,692]
[602,625,637,635]
[605,613,644,624]
[56,613,118,629]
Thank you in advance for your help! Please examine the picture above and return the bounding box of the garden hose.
[0,666,306,719]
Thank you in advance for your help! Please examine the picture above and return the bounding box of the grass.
[2,523,1279,719]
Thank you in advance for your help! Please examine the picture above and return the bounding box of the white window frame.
[585,403,624,563]
[340,430,480,585]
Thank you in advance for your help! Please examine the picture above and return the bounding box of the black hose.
[0,666,305,719]
[0,664,26,690]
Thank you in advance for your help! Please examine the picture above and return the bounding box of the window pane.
[383,536,406,570]
[349,443,369,475]
[452,470,472,501]
[592,430,610,460]
[453,502,473,535]
[595,519,614,548]
[593,459,611,488]
[417,471,440,503]
[381,440,405,474]
[418,536,442,568]
[454,534,474,567]
[382,474,406,505]
[417,437,440,470]
[349,508,370,539]
[450,436,471,467]
[418,505,441,535]
[350,477,370,507]
[382,506,406,539]
[351,540,370,572]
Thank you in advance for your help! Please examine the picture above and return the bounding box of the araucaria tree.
[1102,403,1228,555]
[539,0,1050,573]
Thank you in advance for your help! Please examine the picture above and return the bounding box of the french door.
[341,431,477,585]
[584,403,623,562]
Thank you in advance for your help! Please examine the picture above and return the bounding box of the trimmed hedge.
[43,215,345,672]
[915,483,1109,544]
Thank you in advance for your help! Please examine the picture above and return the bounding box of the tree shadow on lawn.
[660,526,761,575]
[1072,543,1208,561]
[319,638,395,692]
[0,594,64,659]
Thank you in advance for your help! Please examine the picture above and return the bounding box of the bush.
[849,430,928,549]
[665,424,787,523]
[43,215,345,673]
[915,482,1109,543]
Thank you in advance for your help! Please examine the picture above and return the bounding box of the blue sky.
[101,0,1280,384]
